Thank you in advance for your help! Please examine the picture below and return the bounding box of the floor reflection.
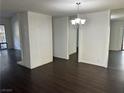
[108,51,124,71]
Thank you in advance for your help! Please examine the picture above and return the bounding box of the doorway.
[68,22,79,63]
[0,25,8,50]
[108,13,124,71]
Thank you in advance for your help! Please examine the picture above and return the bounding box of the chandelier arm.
[71,2,86,25]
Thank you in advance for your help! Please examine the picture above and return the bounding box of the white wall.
[16,11,53,69]
[17,12,31,68]
[79,10,110,68]
[69,20,77,55]
[109,21,124,51]
[28,11,53,69]
[53,17,69,59]
[0,18,13,48]
[11,15,21,50]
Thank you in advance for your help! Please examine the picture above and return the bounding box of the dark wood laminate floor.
[108,51,124,71]
[0,50,124,93]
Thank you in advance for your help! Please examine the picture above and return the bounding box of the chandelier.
[71,2,86,25]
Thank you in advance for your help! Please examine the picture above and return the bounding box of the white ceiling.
[0,0,124,19]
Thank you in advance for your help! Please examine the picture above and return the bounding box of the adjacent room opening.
[108,9,124,71]
[68,18,79,63]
